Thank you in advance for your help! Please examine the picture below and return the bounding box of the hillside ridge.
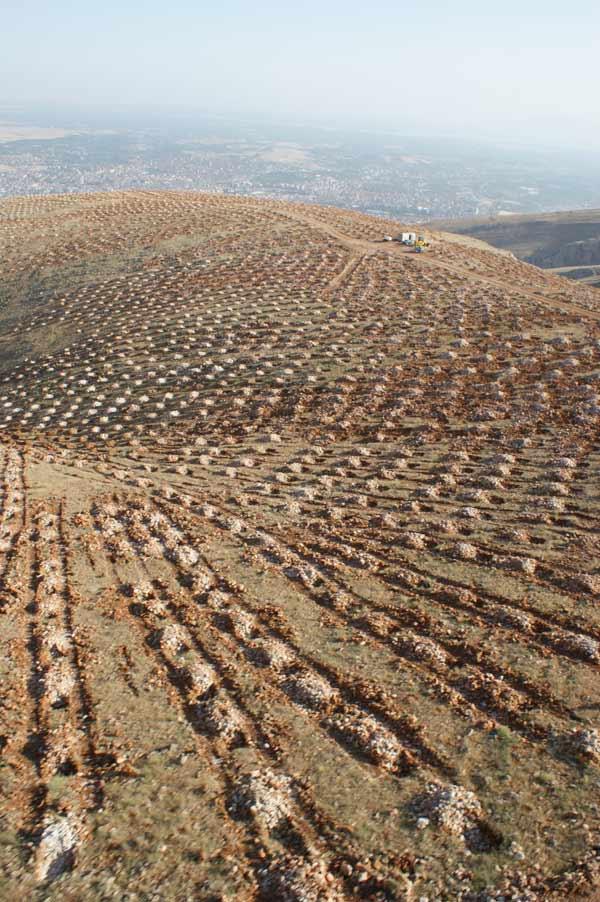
[0,191,599,900]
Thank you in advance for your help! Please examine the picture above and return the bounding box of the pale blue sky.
[4,0,600,147]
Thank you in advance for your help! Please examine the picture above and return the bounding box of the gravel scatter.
[411,782,483,837]
[35,816,79,882]
[259,855,344,901]
[229,767,295,829]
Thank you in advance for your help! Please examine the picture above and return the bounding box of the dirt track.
[282,206,600,322]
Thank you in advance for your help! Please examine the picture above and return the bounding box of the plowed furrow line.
[287,528,599,693]
[139,498,461,780]
[144,498,458,774]
[90,506,356,900]
[140,568,497,879]
[104,499,430,892]
[57,503,112,802]
[144,498,560,778]
[25,502,104,883]
[299,479,594,538]
[202,511,564,745]
[119,510,401,802]
[312,521,600,649]
[173,577,458,782]
[138,498,536,808]
[0,479,39,844]
[0,446,9,513]
[358,520,596,603]
[90,508,264,898]
[231,513,567,719]
[0,448,27,596]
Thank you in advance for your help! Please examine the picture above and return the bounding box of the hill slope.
[1,191,600,900]
[428,209,600,287]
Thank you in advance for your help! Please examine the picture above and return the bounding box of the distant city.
[2,107,600,221]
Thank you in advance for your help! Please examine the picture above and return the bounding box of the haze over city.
[4,0,600,149]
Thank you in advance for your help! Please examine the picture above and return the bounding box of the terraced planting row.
[0,191,599,899]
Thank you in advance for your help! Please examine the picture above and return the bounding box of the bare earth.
[0,191,599,900]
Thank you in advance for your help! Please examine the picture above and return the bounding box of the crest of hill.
[0,189,600,449]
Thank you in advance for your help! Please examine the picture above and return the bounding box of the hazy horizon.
[5,0,600,152]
